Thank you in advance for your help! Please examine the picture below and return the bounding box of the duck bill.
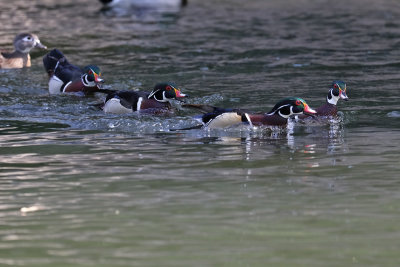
[340,90,349,101]
[174,89,187,98]
[35,41,47,50]
[303,104,317,116]
[94,72,104,84]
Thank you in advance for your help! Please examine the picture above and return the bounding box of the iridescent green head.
[83,65,103,83]
[148,82,187,102]
[81,65,104,88]
[268,97,317,118]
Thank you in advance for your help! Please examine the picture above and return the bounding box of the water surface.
[1,0,400,266]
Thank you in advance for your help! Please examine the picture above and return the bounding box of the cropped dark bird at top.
[99,0,188,8]
[43,49,104,96]
[98,0,187,16]
[0,33,47,69]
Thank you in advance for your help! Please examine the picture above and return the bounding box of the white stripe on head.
[148,89,159,99]
[267,104,290,115]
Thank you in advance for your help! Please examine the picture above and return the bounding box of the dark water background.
[1,0,400,266]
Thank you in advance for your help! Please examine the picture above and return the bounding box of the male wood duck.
[181,97,316,129]
[0,33,47,69]
[297,80,348,119]
[101,82,187,114]
[43,49,104,95]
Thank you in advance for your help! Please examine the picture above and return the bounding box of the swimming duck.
[99,0,187,9]
[0,33,47,69]
[102,82,187,114]
[297,80,348,119]
[43,49,104,95]
[181,97,316,129]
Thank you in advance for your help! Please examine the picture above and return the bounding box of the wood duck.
[43,49,104,95]
[0,33,47,69]
[181,97,316,129]
[297,80,349,119]
[99,0,188,8]
[101,82,187,114]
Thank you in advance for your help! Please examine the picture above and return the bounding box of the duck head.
[267,97,316,118]
[327,80,349,105]
[148,83,187,102]
[14,33,47,54]
[82,65,104,87]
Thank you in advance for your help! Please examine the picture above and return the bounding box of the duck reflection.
[172,117,346,165]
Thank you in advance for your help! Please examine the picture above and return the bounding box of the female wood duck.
[297,80,349,119]
[102,82,187,114]
[43,49,104,95]
[181,97,316,129]
[0,33,47,69]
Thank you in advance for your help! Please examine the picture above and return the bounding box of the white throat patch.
[327,89,339,105]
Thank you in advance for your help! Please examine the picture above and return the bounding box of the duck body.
[99,0,187,16]
[314,103,338,117]
[99,0,187,8]
[43,49,103,95]
[297,80,349,120]
[102,83,187,114]
[0,33,46,69]
[183,97,316,129]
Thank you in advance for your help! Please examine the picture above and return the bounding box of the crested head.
[328,80,349,105]
[14,33,47,53]
[268,97,316,118]
[148,82,187,102]
[82,65,104,87]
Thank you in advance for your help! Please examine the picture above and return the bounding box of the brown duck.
[0,33,47,69]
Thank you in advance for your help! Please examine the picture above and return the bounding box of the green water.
[1,0,400,266]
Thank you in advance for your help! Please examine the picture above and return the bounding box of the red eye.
[166,86,172,91]
[295,100,301,106]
